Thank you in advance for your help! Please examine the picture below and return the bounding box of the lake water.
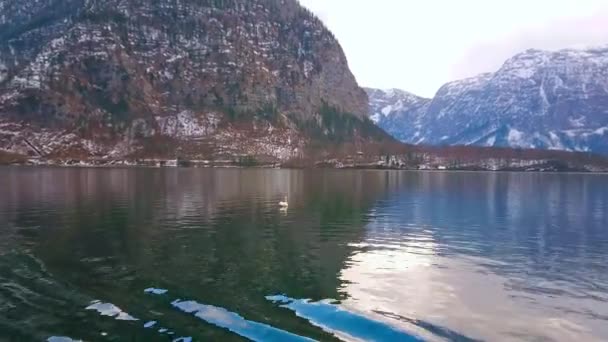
[1,167,607,341]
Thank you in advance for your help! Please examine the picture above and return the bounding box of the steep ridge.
[0,0,387,162]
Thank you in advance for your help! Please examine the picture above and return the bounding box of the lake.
[0,167,607,341]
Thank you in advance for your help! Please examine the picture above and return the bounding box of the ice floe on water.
[144,287,168,295]
[172,337,192,342]
[47,337,82,342]
[54,294,187,341]
[171,299,313,341]
[266,295,423,342]
[85,290,426,341]
[85,300,139,321]
[144,320,157,328]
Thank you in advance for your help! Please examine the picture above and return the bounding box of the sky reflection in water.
[1,169,607,341]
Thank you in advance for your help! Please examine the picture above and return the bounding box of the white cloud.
[298,0,608,97]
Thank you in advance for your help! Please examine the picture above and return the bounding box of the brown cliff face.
[0,0,382,161]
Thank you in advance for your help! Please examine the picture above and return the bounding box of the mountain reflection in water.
[0,168,607,341]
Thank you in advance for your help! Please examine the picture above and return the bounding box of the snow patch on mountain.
[156,111,220,138]
[507,128,525,146]
[0,62,7,83]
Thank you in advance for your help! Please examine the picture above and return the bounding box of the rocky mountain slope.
[368,46,608,155]
[0,0,387,162]
[366,88,431,143]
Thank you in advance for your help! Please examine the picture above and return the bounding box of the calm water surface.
[0,167,607,341]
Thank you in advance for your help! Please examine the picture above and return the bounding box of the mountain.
[367,46,608,155]
[366,88,431,143]
[0,0,387,162]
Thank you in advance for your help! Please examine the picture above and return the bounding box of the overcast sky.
[298,0,608,97]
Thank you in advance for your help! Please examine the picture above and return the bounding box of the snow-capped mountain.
[365,88,431,143]
[367,46,608,155]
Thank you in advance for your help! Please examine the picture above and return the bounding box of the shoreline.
[2,160,607,174]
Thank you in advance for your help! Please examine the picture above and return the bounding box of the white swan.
[279,196,289,208]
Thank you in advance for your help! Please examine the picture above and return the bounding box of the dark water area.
[0,167,607,341]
